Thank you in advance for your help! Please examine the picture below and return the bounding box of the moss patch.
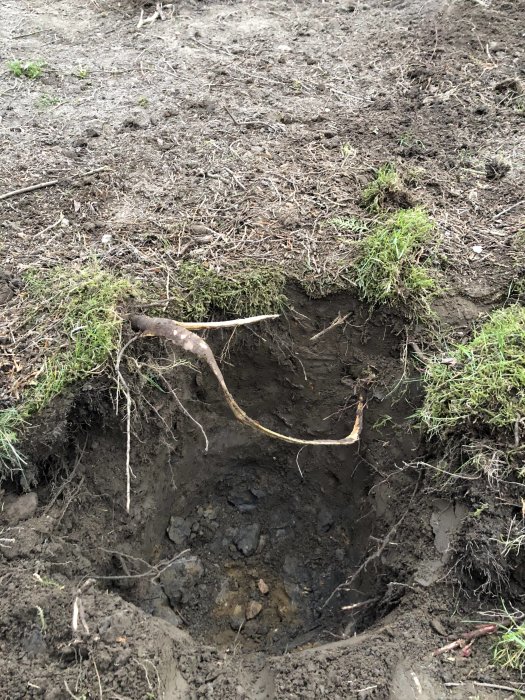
[174,262,287,320]
[354,207,436,311]
[419,305,525,438]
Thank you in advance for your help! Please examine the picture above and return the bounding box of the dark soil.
[1,0,525,698]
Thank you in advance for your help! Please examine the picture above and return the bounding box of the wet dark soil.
[1,289,522,699]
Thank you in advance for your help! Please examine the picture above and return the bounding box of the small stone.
[160,556,204,605]
[230,604,245,631]
[233,523,261,557]
[2,493,38,525]
[121,112,150,130]
[98,611,129,643]
[228,491,256,514]
[430,617,447,637]
[245,601,263,620]
[85,123,102,137]
[257,578,269,595]
[153,605,184,627]
[167,516,191,547]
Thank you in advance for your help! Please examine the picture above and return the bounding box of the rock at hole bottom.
[246,601,263,620]
[234,523,261,557]
[167,516,191,546]
[230,604,246,631]
[160,556,204,605]
[258,578,269,595]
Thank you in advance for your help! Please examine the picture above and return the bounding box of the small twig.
[408,340,429,365]
[92,656,103,700]
[90,550,189,581]
[295,446,305,479]
[72,578,95,639]
[493,199,525,220]
[64,681,84,700]
[310,312,350,342]
[224,106,240,125]
[445,681,525,693]
[0,167,110,202]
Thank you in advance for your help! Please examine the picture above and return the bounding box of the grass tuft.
[354,207,436,310]
[36,93,61,109]
[8,59,45,79]
[419,305,525,438]
[174,262,287,320]
[326,217,368,235]
[0,409,26,476]
[361,163,401,212]
[22,264,133,414]
[0,264,132,480]
[494,613,525,674]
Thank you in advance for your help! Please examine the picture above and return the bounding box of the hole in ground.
[39,290,421,653]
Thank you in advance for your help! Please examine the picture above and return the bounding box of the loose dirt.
[1,0,525,698]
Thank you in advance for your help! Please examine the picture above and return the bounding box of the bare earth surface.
[1,0,525,698]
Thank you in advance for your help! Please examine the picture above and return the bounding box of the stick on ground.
[0,167,110,202]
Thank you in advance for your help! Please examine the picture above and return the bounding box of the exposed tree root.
[129,313,365,447]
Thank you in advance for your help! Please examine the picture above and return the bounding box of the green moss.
[174,262,287,320]
[354,207,436,310]
[419,305,525,437]
[22,264,133,414]
[361,163,401,212]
